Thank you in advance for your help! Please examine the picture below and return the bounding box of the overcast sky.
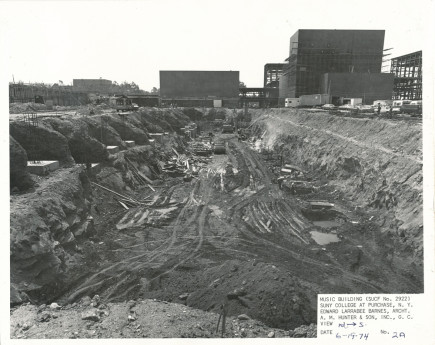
[0,0,432,91]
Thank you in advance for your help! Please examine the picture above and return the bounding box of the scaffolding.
[264,63,286,88]
[390,50,422,100]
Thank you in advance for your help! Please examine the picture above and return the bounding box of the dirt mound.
[42,117,108,163]
[10,102,48,114]
[105,115,149,144]
[81,115,123,146]
[182,108,205,121]
[10,136,33,191]
[10,121,74,164]
[131,108,191,132]
[184,259,315,330]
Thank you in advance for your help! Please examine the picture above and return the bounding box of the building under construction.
[239,87,279,108]
[390,50,422,100]
[264,63,285,88]
[279,29,393,104]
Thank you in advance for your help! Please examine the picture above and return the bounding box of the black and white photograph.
[2,0,434,342]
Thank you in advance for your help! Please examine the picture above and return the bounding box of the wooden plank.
[138,171,153,184]
[91,182,139,204]
[118,201,129,210]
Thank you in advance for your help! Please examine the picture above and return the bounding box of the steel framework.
[390,51,422,100]
[264,63,286,88]
[24,110,40,163]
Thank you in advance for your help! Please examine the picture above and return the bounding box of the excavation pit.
[9,107,423,337]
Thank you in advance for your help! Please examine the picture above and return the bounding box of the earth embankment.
[250,109,422,268]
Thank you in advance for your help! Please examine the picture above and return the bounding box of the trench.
[10,107,423,331]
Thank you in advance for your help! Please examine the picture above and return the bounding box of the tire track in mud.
[235,216,383,292]
[146,172,219,282]
[223,137,384,293]
[62,180,207,303]
[63,130,386,304]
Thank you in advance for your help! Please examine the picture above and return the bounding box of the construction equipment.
[214,141,226,154]
[281,180,313,195]
[222,124,235,133]
[302,200,338,221]
[109,95,138,112]
[237,128,251,141]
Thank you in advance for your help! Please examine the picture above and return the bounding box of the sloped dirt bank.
[10,121,75,165]
[9,108,191,166]
[10,166,93,304]
[250,109,423,283]
[10,108,191,306]
[10,136,33,191]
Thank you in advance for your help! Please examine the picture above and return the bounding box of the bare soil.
[9,107,422,338]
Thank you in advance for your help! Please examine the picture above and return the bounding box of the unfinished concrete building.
[159,71,239,107]
[279,29,392,104]
[390,50,422,100]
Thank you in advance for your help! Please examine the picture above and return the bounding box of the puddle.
[312,220,341,229]
[310,231,341,245]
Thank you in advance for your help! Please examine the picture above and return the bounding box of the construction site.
[9,29,423,339]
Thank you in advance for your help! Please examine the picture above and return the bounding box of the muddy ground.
[9,106,422,338]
